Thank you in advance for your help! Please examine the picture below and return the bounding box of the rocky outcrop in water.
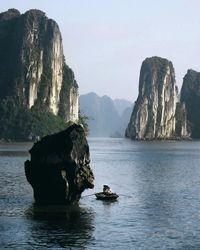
[180,69,200,138]
[0,8,78,122]
[25,124,94,204]
[125,56,190,140]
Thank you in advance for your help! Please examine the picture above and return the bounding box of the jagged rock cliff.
[25,124,94,204]
[0,8,78,122]
[180,69,200,138]
[125,56,189,140]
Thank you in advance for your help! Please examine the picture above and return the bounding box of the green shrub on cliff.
[78,110,89,135]
[0,97,68,141]
[0,97,89,141]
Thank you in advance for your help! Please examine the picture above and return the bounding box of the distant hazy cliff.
[80,92,132,137]
[0,8,78,121]
[125,57,189,140]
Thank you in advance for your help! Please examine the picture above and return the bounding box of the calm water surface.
[1,139,200,249]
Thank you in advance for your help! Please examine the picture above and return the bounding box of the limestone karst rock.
[125,56,190,140]
[180,69,200,138]
[25,124,94,204]
[175,102,189,138]
[0,8,78,122]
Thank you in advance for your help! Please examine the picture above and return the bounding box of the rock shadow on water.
[25,203,95,249]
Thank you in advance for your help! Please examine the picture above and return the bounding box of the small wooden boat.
[95,192,119,200]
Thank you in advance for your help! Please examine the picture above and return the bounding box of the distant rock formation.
[180,69,200,138]
[79,92,132,137]
[113,98,132,116]
[25,124,94,204]
[125,56,190,140]
[116,106,133,137]
[0,8,78,122]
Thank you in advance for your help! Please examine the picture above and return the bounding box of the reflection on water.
[88,139,200,249]
[0,142,95,249]
[2,139,200,249]
[1,203,95,249]
[99,200,119,206]
[24,204,95,249]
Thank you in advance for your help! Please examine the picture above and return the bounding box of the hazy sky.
[1,0,200,102]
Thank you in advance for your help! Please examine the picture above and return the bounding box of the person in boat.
[103,185,112,194]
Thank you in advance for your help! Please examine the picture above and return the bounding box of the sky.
[1,0,200,102]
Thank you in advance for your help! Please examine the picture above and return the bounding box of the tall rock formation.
[125,56,189,140]
[0,8,78,122]
[25,124,94,204]
[180,69,200,138]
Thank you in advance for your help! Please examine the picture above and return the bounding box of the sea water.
[1,138,200,249]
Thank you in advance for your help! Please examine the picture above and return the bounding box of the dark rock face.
[0,8,20,21]
[0,8,78,122]
[125,56,190,140]
[25,124,94,204]
[180,69,200,138]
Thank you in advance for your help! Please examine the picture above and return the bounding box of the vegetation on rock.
[0,96,88,141]
[0,97,68,141]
